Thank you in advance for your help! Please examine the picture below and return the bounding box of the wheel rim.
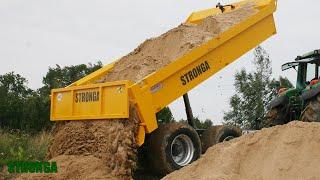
[170,134,195,166]
[223,135,235,142]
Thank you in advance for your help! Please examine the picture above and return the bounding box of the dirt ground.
[164,121,320,180]
[9,3,258,180]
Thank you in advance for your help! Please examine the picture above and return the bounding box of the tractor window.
[306,63,317,82]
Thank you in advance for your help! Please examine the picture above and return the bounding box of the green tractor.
[267,49,320,126]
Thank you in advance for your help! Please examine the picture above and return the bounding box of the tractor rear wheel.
[301,94,320,122]
[265,106,288,127]
[200,125,242,153]
[146,123,201,176]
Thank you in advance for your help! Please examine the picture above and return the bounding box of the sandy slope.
[164,121,320,180]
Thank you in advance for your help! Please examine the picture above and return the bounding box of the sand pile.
[97,3,258,83]
[44,106,140,179]
[40,3,258,180]
[164,121,320,180]
[17,107,140,179]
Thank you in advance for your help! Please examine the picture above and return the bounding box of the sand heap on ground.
[164,121,320,180]
[44,106,140,179]
[20,4,258,180]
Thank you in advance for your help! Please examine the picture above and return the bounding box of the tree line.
[0,46,293,132]
[0,61,214,132]
[0,62,102,132]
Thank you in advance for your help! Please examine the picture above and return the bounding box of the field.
[0,129,51,171]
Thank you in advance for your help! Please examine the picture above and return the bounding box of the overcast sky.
[1,0,319,124]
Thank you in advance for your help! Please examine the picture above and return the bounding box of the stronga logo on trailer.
[75,91,100,103]
[180,61,211,85]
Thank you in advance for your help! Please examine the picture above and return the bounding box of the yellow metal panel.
[136,125,146,147]
[50,81,130,121]
[129,85,158,133]
[102,85,128,116]
[51,90,73,118]
[186,0,276,24]
[72,87,101,117]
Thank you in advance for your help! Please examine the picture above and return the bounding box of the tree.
[194,118,213,129]
[223,46,289,130]
[156,107,174,124]
[178,117,213,129]
[40,61,102,95]
[277,76,294,89]
[156,106,213,128]
[0,62,103,132]
[0,72,31,129]
[37,61,103,131]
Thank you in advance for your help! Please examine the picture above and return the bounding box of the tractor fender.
[301,85,320,101]
[269,95,289,109]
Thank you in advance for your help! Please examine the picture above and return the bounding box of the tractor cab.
[281,49,320,90]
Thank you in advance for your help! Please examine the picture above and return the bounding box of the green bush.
[0,129,51,166]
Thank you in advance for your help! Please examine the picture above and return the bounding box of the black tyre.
[265,106,288,127]
[201,125,242,153]
[200,125,222,153]
[146,123,201,176]
[301,94,320,122]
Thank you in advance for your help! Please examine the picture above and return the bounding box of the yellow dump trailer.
[51,0,277,175]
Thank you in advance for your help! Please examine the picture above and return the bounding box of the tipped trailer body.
[50,0,277,175]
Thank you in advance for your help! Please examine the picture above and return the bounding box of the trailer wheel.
[201,125,242,153]
[146,123,201,176]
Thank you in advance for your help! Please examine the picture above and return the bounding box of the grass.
[0,129,51,169]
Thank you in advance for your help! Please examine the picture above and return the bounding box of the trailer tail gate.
[50,81,130,121]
